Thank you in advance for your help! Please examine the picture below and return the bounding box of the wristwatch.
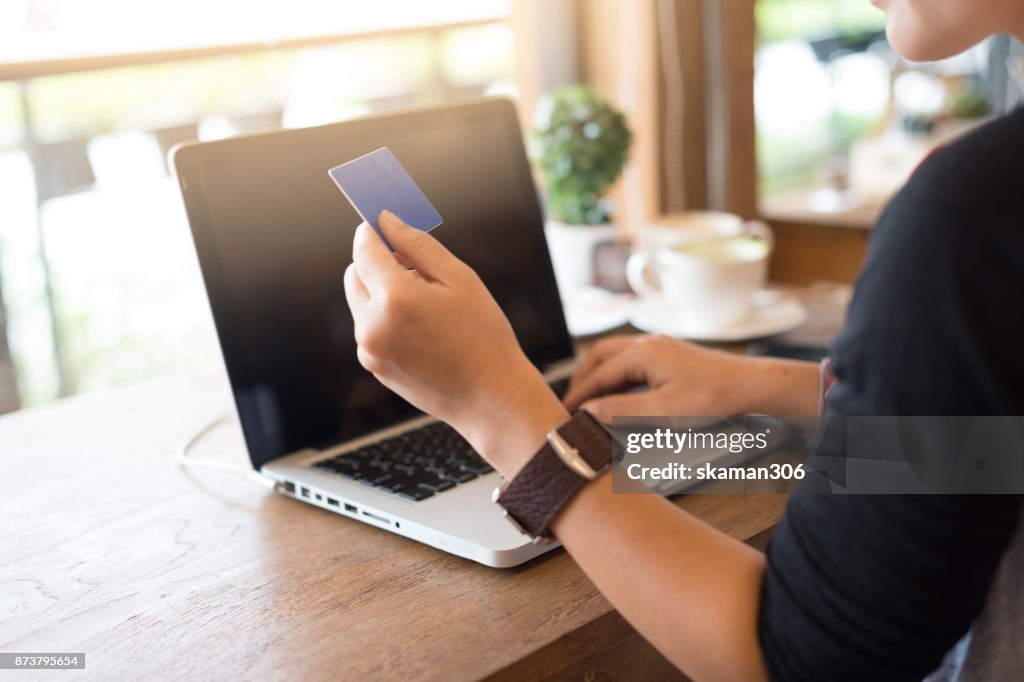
[491,409,613,542]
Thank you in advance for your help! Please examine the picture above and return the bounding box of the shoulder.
[876,107,1024,253]
[828,109,1024,414]
[863,107,1024,298]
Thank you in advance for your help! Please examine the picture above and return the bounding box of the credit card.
[328,147,442,248]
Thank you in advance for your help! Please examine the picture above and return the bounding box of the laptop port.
[362,510,390,526]
[300,487,310,498]
[283,480,295,494]
[344,503,357,513]
[327,497,339,507]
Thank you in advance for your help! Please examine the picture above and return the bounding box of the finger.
[343,263,373,349]
[352,222,405,294]
[581,391,665,424]
[343,263,370,315]
[356,345,381,375]
[378,210,456,282]
[393,250,414,270]
[564,350,649,412]
[569,336,636,392]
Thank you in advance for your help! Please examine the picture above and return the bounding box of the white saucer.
[629,294,808,342]
[561,286,635,337]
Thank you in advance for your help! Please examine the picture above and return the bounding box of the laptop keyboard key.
[419,477,455,493]
[441,470,477,484]
[360,472,397,486]
[380,472,432,492]
[397,487,434,501]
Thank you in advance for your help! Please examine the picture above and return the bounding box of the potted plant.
[532,85,632,290]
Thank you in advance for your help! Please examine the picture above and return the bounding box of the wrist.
[462,360,569,479]
[731,356,820,416]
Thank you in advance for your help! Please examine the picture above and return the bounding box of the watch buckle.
[547,429,600,480]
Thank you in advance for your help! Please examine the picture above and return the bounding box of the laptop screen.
[175,99,573,470]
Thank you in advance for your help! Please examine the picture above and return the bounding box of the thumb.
[581,391,664,425]
[378,210,453,281]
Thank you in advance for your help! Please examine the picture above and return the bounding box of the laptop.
[172,98,576,568]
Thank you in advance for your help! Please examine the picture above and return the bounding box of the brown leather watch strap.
[495,410,612,540]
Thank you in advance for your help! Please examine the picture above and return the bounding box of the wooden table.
[1,368,787,680]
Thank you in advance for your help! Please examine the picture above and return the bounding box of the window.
[756,0,888,199]
[755,0,998,215]
[0,0,516,407]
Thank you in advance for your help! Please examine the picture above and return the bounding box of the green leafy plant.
[951,79,990,120]
[532,85,632,225]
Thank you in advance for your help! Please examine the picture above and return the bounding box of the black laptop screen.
[176,99,572,469]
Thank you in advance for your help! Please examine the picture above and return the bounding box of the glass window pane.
[0,3,514,407]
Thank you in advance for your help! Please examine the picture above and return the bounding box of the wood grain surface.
[1,369,786,680]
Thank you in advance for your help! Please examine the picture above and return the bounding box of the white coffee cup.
[627,215,773,332]
[638,211,746,251]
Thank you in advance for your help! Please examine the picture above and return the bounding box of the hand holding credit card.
[328,147,442,249]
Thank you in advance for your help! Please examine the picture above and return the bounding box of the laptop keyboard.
[312,376,570,502]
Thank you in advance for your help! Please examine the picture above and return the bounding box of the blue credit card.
[328,147,442,247]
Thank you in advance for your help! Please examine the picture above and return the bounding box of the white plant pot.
[544,220,619,291]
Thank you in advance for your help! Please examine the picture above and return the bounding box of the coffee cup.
[627,215,773,332]
[638,211,746,251]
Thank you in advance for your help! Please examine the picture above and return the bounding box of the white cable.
[175,415,277,489]
[175,415,233,470]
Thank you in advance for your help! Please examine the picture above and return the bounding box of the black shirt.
[758,107,1024,681]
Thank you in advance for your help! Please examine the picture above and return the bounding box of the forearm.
[469,356,804,681]
[551,474,769,682]
[733,357,820,417]
[478,389,770,682]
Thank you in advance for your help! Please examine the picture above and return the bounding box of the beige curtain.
[513,0,757,233]
[578,0,663,239]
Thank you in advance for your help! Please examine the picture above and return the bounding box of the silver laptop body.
[174,99,576,567]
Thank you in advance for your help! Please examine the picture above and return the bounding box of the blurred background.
[0,0,1021,413]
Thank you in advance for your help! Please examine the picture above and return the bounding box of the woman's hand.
[344,211,567,476]
[564,334,820,421]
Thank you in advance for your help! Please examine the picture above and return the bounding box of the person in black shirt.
[343,1,1024,679]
